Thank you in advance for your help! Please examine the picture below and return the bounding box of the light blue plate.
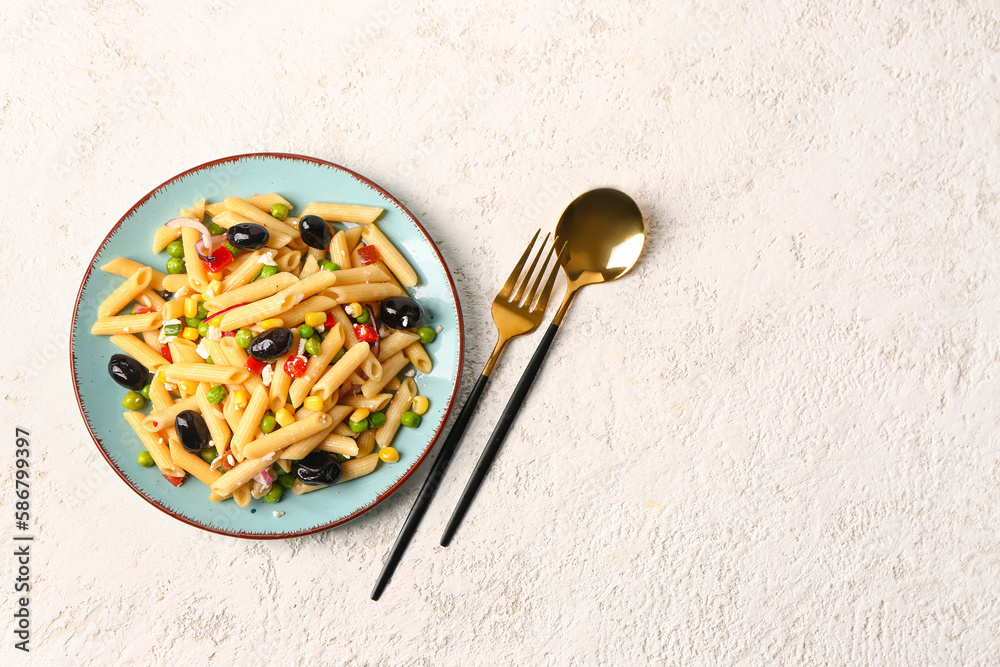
[70,153,464,539]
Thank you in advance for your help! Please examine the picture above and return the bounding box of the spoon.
[440,188,645,546]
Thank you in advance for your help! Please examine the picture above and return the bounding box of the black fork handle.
[370,372,491,600]
[440,323,560,546]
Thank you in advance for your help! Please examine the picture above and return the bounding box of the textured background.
[2,0,999,664]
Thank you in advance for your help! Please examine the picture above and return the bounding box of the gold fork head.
[483,230,562,375]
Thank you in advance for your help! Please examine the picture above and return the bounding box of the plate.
[70,153,464,539]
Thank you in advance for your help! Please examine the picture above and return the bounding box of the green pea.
[418,326,436,344]
[400,411,420,428]
[322,261,340,271]
[205,357,215,365]
[305,337,322,356]
[163,323,181,336]
[196,300,209,319]
[298,324,315,339]
[186,317,203,328]
[200,447,218,464]
[166,257,186,274]
[223,241,241,257]
[270,203,289,220]
[166,240,185,258]
[137,451,155,467]
[235,328,254,349]
[355,308,370,324]
[123,391,144,411]
[260,413,277,434]
[264,485,284,503]
[370,411,386,428]
[140,383,151,400]
[348,418,369,433]
[332,348,345,363]
[255,265,279,281]
[198,320,211,337]
[278,473,296,489]
[206,385,227,405]
[207,221,226,235]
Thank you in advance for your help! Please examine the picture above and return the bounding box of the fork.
[371,230,562,600]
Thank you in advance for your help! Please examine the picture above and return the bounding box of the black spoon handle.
[440,323,560,547]
[370,372,490,601]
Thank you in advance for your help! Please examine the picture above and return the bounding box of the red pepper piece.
[132,303,152,314]
[354,324,378,343]
[202,245,234,273]
[324,312,336,330]
[160,346,173,363]
[245,357,266,375]
[284,355,308,378]
[162,474,184,487]
[356,245,379,265]
[222,329,236,337]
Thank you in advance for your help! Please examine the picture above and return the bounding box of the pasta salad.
[91,194,441,510]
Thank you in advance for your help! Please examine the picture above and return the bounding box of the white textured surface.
[2,0,1000,664]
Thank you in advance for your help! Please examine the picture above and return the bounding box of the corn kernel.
[178,380,197,395]
[260,318,284,330]
[379,446,399,463]
[350,408,370,423]
[347,302,363,318]
[209,271,225,281]
[181,326,199,341]
[231,390,249,411]
[304,311,326,328]
[303,396,324,411]
[205,279,223,298]
[275,407,296,427]
[184,297,199,319]
[411,395,429,415]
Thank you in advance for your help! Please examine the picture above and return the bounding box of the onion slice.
[206,302,247,323]
[366,305,381,358]
[195,235,228,261]
[165,217,214,257]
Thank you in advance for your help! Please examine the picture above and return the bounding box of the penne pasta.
[376,378,417,448]
[91,312,162,335]
[344,224,365,250]
[217,291,303,331]
[361,351,409,398]
[355,429,376,458]
[317,434,360,457]
[377,331,420,362]
[153,226,183,253]
[322,282,404,305]
[212,453,280,498]
[310,342,370,401]
[206,193,290,217]
[274,270,338,301]
[300,202,383,224]
[330,264,390,285]
[224,197,297,238]
[168,438,222,487]
[221,250,266,291]
[299,254,320,279]
[274,248,302,273]
[240,411,331,459]
[142,395,199,432]
[404,342,433,374]
[287,324,345,407]
[124,411,184,477]
[331,230,352,270]
[101,258,166,291]
[181,227,210,292]
[338,393,393,411]
[361,224,418,286]
[339,452,379,483]
[195,382,231,453]
[230,385,269,460]
[110,334,169,370]
[98,267,152,318]
[278,295,337,328]
[162,363,250,385]
[205,272,298,312]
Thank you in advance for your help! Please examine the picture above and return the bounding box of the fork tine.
[523,239,556,307]
[513,232,550,304]
[498,229,540,300]
[531,241,569,312]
